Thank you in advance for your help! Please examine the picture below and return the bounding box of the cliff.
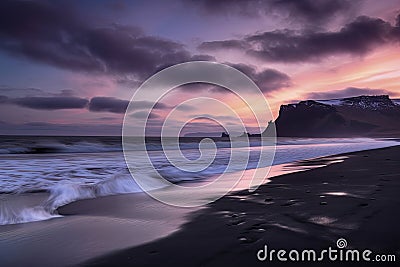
[264,95,400,137]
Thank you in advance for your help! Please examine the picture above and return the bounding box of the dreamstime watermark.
[122,61,276,207]
[257,238,396,263]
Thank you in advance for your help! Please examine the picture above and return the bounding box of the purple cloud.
[188,0,359,25]
[88,97,170,114]
[199,14,400,63]
[10,96,89,110]
[0,1,212,80]
[88,97,129,114]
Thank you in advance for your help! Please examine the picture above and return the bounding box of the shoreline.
[84,145,400,266]
[1,145,399,266]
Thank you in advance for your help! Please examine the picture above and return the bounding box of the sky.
[0,0,399,135]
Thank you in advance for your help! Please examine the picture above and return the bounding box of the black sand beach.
[83,146,400,266]
[1,145,399,267]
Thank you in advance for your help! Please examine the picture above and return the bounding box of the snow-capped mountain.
[264,95,400,137]
[315,95,398,110]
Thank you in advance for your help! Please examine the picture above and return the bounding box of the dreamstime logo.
[122,61,276,207]
[336,238,347,249]
[257,238,396,262]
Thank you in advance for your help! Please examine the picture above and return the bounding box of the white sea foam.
[0,174,143,225]
[43,175,143,211]
[0,203,61,226]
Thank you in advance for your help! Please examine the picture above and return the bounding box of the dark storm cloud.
[11,96,89,110]
[88,98,169,114]
[0,87,89,110]
[306,87,391,100]
[173,63,291,94]
[0,87,91,110]
[0,1,211,80]
[88,97,129,113]
[226,63,291,93]
[197,40,246,51]
[188,0,359,24]
[199,15,400,63]
[0,1,100,71]
[0,91,171,113]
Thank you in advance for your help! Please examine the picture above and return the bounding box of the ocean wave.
[44,175,143,211]
[0,141,122,155]
[0,175,143,225]
[0,204,61,226]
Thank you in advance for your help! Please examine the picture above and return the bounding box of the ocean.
[0,136,398,225]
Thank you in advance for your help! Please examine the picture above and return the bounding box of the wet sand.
[84,146,400,266]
